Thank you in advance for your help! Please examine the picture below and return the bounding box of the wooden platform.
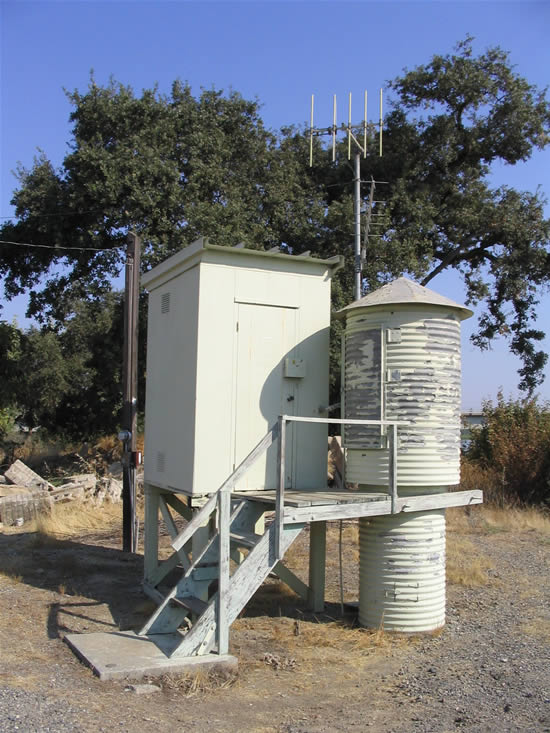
[233,488,483,523]
[233,488,388,506]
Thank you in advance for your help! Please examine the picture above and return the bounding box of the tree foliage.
[305,38,550,392]
[0,293,146,438]
[383,38,550,393]
[0,81,320,321]
[1,38,549,439]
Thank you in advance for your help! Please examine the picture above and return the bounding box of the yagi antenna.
[308,89,385,300]
[309,89,382,165]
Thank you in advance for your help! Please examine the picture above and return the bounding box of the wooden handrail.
[171,422,279,553]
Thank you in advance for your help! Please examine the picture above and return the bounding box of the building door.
[233,302,298,491]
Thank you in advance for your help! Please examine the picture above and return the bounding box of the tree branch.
[421,241,497,286]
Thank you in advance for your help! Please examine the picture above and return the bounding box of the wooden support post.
[308,521,326,612]
[143,483,159,584]
[159,496,191,571]
[159,495,179,539]
[275,415,286,561]
[122,231,141,553]
[217,489,231,655]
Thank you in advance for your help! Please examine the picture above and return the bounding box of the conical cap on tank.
[336,276,473,320]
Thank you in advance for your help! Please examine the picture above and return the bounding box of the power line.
[0,209,105,220]
[0,239,121,252]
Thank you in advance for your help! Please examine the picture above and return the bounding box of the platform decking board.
[233,489,389,507]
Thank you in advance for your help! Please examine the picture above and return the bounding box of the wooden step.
[168,521,305,658]
[230,531,261,548]
[170,596,208,616]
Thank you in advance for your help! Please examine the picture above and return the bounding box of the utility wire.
[0,239,121,252]
[0,209,105,220]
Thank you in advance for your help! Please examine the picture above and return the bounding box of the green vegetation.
[0,293,146,440]
[462,392,550,508]
[1,38,549,439]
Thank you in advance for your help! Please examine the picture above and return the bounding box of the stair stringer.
[169,521,306,658]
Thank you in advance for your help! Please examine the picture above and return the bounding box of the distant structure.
[461,410,485,444]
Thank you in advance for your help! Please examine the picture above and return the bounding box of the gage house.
[65,239,483,679]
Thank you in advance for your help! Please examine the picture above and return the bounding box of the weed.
[463,393,550,507]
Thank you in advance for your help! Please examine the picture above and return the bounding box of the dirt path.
[0,509,549,732]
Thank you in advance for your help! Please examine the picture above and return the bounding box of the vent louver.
[161,292,171,314]
[156,451,166,473]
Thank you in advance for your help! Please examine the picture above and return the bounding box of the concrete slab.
[64,631,238,681]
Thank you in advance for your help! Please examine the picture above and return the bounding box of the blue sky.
[1,0,549,409]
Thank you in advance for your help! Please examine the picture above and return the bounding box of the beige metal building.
[142,238,343,498]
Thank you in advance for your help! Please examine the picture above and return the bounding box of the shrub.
[464,392,550,507]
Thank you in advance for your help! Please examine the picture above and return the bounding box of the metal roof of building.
[336,276,473,320]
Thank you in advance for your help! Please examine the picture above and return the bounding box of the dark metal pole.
[122,232,141,553]
[354,152,362,301]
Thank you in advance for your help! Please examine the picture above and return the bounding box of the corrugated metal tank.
[358,509,446,631]
[337,278,472,632]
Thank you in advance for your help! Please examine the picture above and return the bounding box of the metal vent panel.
[156,451,166,473]
[161,292,171,314]
[344,327,383,449]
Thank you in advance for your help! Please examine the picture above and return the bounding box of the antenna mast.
[309,90,384,300]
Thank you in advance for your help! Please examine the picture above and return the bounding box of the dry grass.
[0,567,22,584]
[480,506,550,533]
[31,500,122,539]
[159,668,238,696]
[520,618,550,643]
[447,510,496,587]
[446,535,494,587]
[235,614,409,668]
[0,672,41,690]
[447,504,550,536]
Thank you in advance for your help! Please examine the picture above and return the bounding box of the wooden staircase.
[139,418,306,658]
[139,507,304,657]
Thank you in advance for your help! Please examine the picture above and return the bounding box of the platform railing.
[274,415,407,559]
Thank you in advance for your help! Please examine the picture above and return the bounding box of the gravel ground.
[0,688,85,733]
[387,532,550,733]
[0,511,548,732]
